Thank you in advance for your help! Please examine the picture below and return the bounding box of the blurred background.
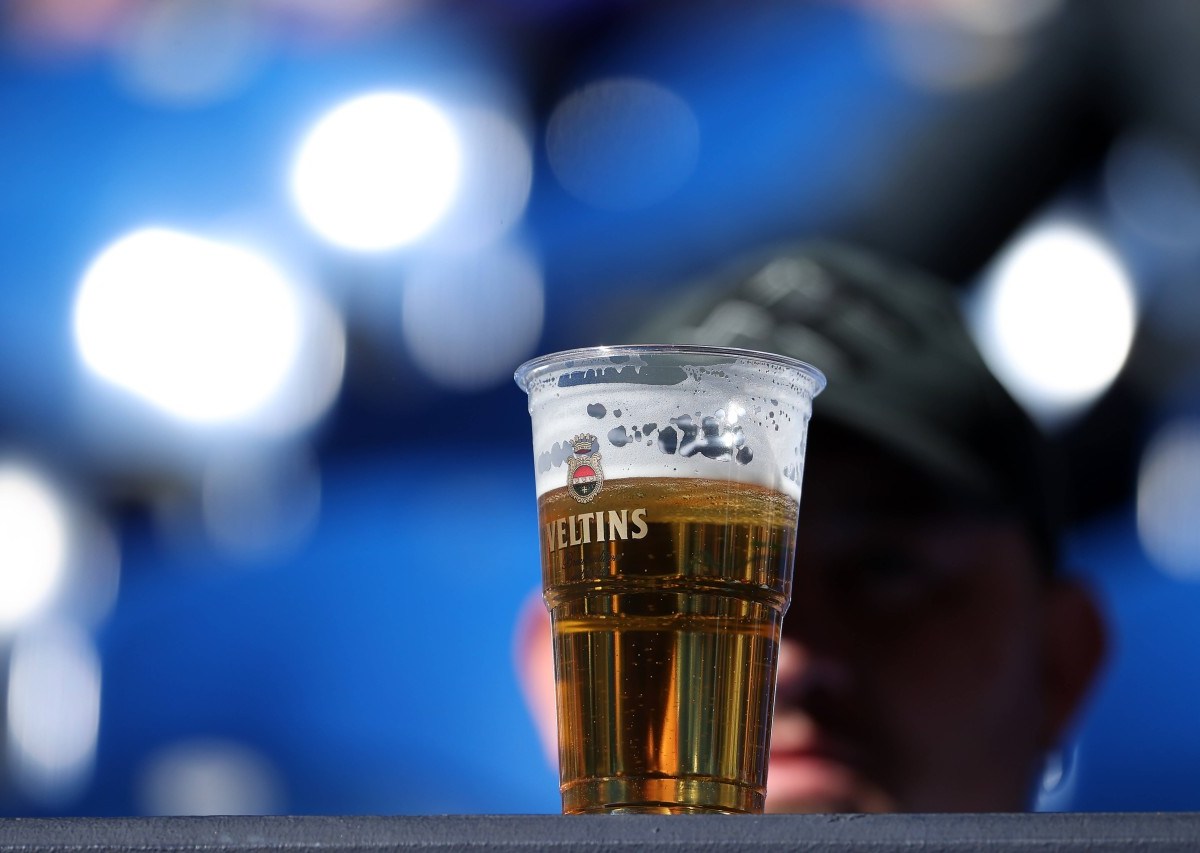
[0,0,1198,816]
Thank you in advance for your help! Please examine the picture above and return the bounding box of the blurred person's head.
[516,242,1106,812]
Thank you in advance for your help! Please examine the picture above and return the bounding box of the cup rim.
[514,343,827,395]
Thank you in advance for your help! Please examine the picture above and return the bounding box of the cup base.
[589,806,743,815]
[562,776,764,815]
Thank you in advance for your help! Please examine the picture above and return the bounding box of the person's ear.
[1039,577,1108,749]
[513,590,559,767]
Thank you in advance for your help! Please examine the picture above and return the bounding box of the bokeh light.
[291,92,462,251]
[249,288,347,437]
[866,0,1063,92]
[1105,129,1200,249]
[1035,742,1080,812]
[923,0,1063,37]
[1137,419,1200,580]
[873,15,1025,92]
[968,219,1138,425]
[401,245,544,391]
[424,106,533,253]
[546,77,700,211]
[60,511,122,630]
[0,464,70,632]
[137,738,284,816]
[258,0,412,40]
[7,621,101,804]
[201,446,322,561]
[112,0,265,107]
[73,228,303,425]
[5,0,127,54]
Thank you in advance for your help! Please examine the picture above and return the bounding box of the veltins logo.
[567,434,603,503]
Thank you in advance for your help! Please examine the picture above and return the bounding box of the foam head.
[515,345,825,501]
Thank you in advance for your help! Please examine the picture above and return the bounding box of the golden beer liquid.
[538,476,798,815]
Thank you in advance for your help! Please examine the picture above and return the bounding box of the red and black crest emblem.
[567,434,603,503]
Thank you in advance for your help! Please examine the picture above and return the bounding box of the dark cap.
[630,241,1063,573]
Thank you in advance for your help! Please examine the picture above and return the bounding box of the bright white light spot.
[1137,420,1200,580]
[7,621,101,803]
[202,447,321,561]
[547,77,700,211]
[0,465,69,632]
[969,220,1137,425]
[73,228,303,424]
[291,92,461,251]
[114,0,263,107]
[138,738,284,815]
[424,106,532,252]
[402,245,544,391]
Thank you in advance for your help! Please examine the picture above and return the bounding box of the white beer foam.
[525,359,817,502]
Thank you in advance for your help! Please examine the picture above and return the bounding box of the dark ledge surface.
[0,813,1197,852]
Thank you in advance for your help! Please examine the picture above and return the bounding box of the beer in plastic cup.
[515,345,824,814]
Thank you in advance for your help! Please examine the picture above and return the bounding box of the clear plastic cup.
[515,345,824,814]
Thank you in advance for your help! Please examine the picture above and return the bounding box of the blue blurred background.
[1,0,1199,815]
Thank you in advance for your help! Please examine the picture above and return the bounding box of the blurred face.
[769,429,1049,813]
[517,425,1103,814]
